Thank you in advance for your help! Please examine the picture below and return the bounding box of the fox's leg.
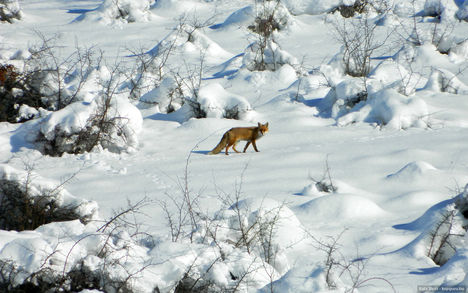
[232,141,241,153]
[251,140,259,152]
[225,144,230,155]
[243,141,251,153]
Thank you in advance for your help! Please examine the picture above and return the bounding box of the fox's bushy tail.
[208,133,228,155]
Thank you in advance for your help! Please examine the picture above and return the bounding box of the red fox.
[208,122,269,155]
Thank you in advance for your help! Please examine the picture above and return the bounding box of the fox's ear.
[258,122,261,127]
[265,122,269,127]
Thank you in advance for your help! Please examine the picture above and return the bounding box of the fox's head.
[258,122,269,135]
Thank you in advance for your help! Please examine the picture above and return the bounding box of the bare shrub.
[309,156,337,193]
[24,32,104,111]
[158,150,202,242]
[172,52,207,118]
[223,105,241,120]
[395,0,461,55]
[331,12,390,77]
[125,38,177,101]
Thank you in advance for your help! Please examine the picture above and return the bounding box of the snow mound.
[152,0,210,14]
[148,23,233,63]
[259,264,328,293]
[297,194,387,222]
[450,39,468,60]
[386,161,437,181]
[210,6,254,30]
[392,190,467,266]
[282,0,341,15]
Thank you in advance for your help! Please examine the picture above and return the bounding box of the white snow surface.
[1,0,468,292]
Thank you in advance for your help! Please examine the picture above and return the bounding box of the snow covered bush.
[0,35,106,123]
[395,2,466,55]
[139,77,184,113]
[249,0,295,36]
[281,0,345,15]
[319,70,430,129]
[0,0,22,23]
[94,0,155,24]
[36,94,142,156]
[243,39,298,71]
[242,0,298,72]
[281,0,388,16]
[162,82,253,120]
[393,186,468,267]
[195,83,252,119]
[423,0,459,21]
[0,164,98,231]
[211,197,303,272]
[0,64,37,123]
[424,68,468,95]
[426,208,464,266]
[332,0,369,18]
[419,185,468,266]
[0,194,162,292]
[456,184,468,226]
[161,192,304,292]
[457,1,468,21]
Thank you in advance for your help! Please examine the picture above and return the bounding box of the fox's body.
[208,122,269,155]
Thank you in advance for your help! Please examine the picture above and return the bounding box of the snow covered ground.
[1,0,468,292]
